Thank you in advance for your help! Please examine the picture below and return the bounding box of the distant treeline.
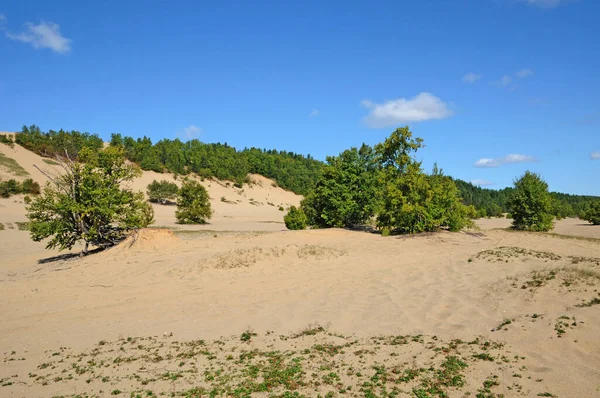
[455,179,598,218]
[15,125,323,195]
[11,125,599,216]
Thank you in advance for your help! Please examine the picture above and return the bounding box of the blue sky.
[1,0,599,195]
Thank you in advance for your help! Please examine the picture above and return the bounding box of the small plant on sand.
[492,319,513,332]
[284,206,308,230]
[240,330,257,342]
[175,179,212,224]
[147,180,178,205]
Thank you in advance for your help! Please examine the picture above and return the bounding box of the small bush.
[0,178,41,198]
[147,180,178,205]
[21,178,41,195]
[176,179,212,224]
[0,135,14,144]
[278,205,285,211]
[582,201,600,225]
[284,206,307,230]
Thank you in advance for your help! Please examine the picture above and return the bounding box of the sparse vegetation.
[1,328,535,397]
[0,152,30,177]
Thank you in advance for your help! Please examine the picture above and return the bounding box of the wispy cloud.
[177,125,202,140]
[361,93,453,128]
[6,20,71,54]
[471,179,494,186]
[0,14,6,24]
[516,68,534,78]
[529,97,548,105]
[463,72,483,83]
[474,154,536,168]
[309,109,320,118]
[575,112,600,126]
[521,0,562,8]
[591,152,600,160]
[495,75,513,87]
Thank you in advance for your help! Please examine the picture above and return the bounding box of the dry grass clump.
[0,152,29,177]
[297,245,347,260]
[473,246,562,263]
[512,266,600,291]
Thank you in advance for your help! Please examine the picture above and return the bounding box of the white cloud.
[474,154,536,168]
[522,0,562,8]
[0,14,6,24]
[309,109,320,118]
[516,68,534,78]
[471,179,494,186]
[497,75,512,86]
[6,21,71,53]
[591,152,600,160]
[463,72,483,83]
[178,125,202,140]
[361,92,453,128]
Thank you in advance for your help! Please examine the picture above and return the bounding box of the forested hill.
[13,125,323,195]
[7,125,599,217]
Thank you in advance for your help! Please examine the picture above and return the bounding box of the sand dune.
[1,142,600,396]
[0,142,300,232]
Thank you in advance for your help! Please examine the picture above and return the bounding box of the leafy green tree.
[377,163,472,234]
[509,171,554,232]
[582,201,600,225]
[301,144,379,228]
[175,179,212,224]
[26,147,154,254]
[147,180,179,204]
[284,206,308,230]
[375,129,472,234]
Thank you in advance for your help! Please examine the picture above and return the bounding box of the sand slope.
[0,142,301,231]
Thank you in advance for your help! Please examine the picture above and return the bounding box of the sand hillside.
[1,142,600,397]
[0,142,301,230]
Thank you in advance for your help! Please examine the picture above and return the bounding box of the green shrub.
[147,180,178,204]
[582,201,600,225]
[509,171,554,232]
[284,206,307,230]
[175,179,212,224]
[0,135,14,144]
[21,178,41,195]
[27,147,154,253]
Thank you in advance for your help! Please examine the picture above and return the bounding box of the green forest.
[10,124,600,218]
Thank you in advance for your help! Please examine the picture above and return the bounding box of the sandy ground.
[2,143,600,397]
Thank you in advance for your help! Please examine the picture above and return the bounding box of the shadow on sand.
[38,247,105,264]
